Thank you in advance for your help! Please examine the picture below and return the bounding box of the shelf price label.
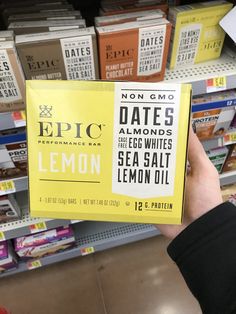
[81,247,95,256]
[0,231,5,241]
[206,77,226,93]
[12,111,26,127]
[27,260,42,270]
[29,222,47,233]
[223,132,236,145]
[0,180,16,195]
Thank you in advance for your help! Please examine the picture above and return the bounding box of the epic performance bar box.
[168,1,233,69]
[97,18,171,82]
[16,27,99,80]
[26,80,191,224]
[0,41,25,112]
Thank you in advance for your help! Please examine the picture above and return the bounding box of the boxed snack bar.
[16,27,99,80]
[222,144,236,172]
[0,194,21,222]
[26,80,191,224]
[192,89,236,140]
[168,1,233,69]
[0,128,27,180]
[0,41,25,113]
[97,18,171,82]
[14,226,75,259]
[9,19,86,35]
[95,9,165,26]
[0,241,17,272]
[0,30,14,41]
[100,0,168,15]
[7,10,81,24]
[221,184,236,204]
[206,146,229,173]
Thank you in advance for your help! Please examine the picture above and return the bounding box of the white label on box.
[60,35,96,80]
[137,25,166,76]
[175,24,201,67]
[0,50,22,103]
[112,82,181,198]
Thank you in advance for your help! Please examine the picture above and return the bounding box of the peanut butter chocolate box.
[16,27,99,80]
[0,41,25,112]
[97,18,171,82]
[9,20,86,35]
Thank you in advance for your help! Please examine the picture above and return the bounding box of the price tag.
[206,77,226,93]
[223,132,236,145]
[0,231,6,241]
[81,247,95,256]
[0,180,16,195]
[29,222,47,233]
[27,260,42,270]
[12,111,26,127]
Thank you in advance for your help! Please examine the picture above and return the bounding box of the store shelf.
[202,128,236,150]
[0,111,26,131]
[0,191,81,240]
[0,221,159,278]
[220,171,236,186]
[0,176,28,196]
[164,51,236,96]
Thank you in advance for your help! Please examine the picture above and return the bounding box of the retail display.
[0,194,21,222]
[0,0,235,277]
[0,241,17,272]
[100,0,168,15]
[15,27,99,80]
[0,41,25,112]
[97,18,171,81]
[95,9,165,26]
[0,128,27,180]
[192,90,236,140]
[8,20,86,35]
[168,1,233,69]
[222,144,236,172]
[26,80,191,224]
[14,226,75,259]
[206,146,229,173]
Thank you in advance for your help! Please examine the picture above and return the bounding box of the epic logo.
[38,122,103,139]
[106,49,134,60]
[27,59,60,71]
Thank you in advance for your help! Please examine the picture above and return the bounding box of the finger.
[188,126,213,173]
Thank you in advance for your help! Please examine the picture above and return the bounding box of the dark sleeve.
[167,202,236,314]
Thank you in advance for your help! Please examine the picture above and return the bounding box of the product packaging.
[0,194,21,222]
[192,90,236,140]
[0,41,25,113]
[97,18,171,82]
[26,80,191,224]
[100,0,168,15]
[14,226,75,259]
[222,144,236,172]
[0,30,14,41]
[16,27,99,80]
[95,9,165,26]
[0,241,18,272]
[0,128,27,180]
[168,1,233,69]
[221,184,236,204]
[8,19,86,35]
[206,146,229,173]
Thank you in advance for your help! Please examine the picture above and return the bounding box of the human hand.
[157,127,223,239]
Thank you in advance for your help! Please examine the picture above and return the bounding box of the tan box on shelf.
[168,0,233,69]
[95,9,165,26]
[9,20,86,35]
[222,144,236,172]
[15,27,99,80]
[0,41,25,113]
[100,0,168,15]
[97,18,171,82]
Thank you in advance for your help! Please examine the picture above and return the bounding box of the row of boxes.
[0,0,233,113]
